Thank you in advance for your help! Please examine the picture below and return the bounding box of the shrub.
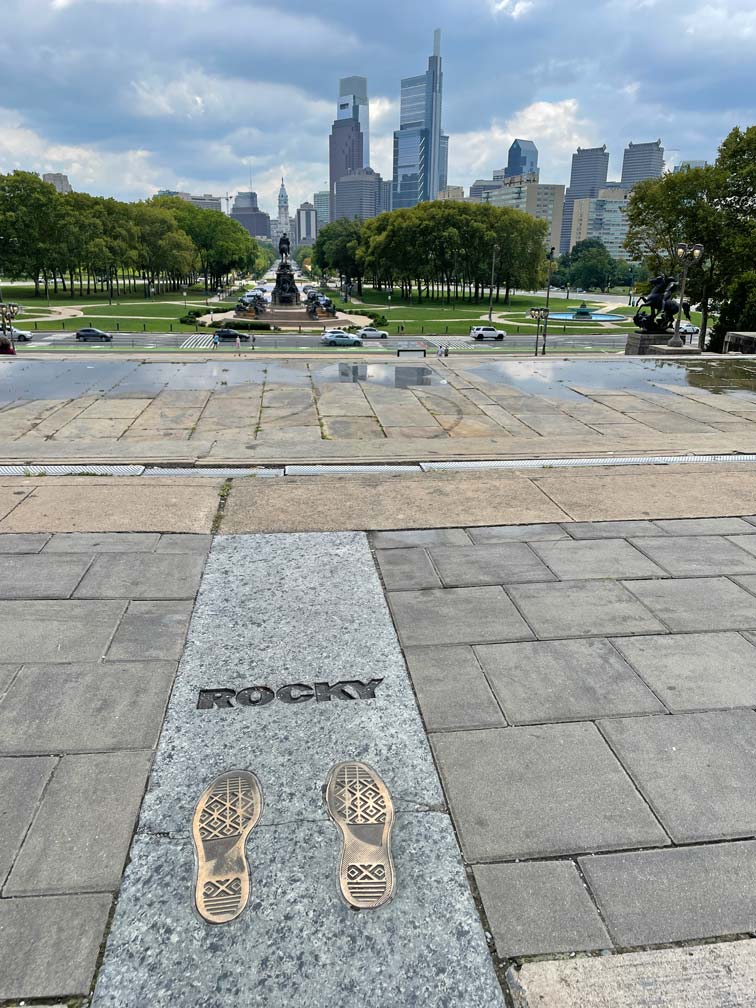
[208,319,271,331]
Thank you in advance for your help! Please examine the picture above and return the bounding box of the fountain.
[549,301,625,323]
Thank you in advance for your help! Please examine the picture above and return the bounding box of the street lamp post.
[530,307,548,356]
[628,266,635,307]
[487,244,500,323]
[668,242,704,348]
[0,302,20,347]
[541,246,555,356]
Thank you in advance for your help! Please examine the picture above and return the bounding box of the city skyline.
[2,0,745,214]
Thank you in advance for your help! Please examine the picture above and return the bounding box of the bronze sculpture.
[633,274,691,334]
[278,234,290,261]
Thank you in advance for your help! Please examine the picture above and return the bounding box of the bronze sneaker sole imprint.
[324,761,395,910]
[192,769,263,924]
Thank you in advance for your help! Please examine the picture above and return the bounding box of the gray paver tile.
[466,523,568,543]
[0,533,50,553]
[626,576,756,631]
[612,631,756,711]
[630,535,756,576]
[0,756,56,884]
[508,581,667,639]
[0,554,93,599]
[564,520,661,539]
[6,751,152,895]
[156,533,213,553]
[428,543,556,587]
[0,664,18,696]
[580,841,756,946]
[106,601,193,661]
[531,539,668,580]
[374,547,442,590]
[599,710,756,843]
[726,535,756,559]
[0,601,127,663]
[0,661,176,753]
[44,532,161,552]
[0,893,112,999]
[475,638,664,724]
[652,517,755,536]
[371,528,471,548]
[431,723,669,860]
[74,553,205,599]
[473,860,611,957]
[388,587,534,646]
[404,645,506,731]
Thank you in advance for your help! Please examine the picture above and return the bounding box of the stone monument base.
[648,344,702,356]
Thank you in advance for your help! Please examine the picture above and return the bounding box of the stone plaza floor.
[2,506,756,1005]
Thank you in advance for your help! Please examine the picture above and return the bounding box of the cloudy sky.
[2,0,754,214]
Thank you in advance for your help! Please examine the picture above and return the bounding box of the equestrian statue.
[633,275,692,334]
[278,234,291,262]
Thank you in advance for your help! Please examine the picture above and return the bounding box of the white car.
[469,325,506,341]
[679,322,700,335]
[8,326,32,342]
[356,326,388,339]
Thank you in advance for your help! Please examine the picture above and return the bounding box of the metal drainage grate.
[143,467,281,478]
[285,464,422,475]
[421,454,756,471]
[0,464,145,476]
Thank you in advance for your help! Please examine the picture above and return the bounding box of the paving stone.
[475,638,664,724]
[564,520,663,539]
[626,576,756,631]
[467,523,568,543]
[599,710,756,843]
[372,528,471,548]
[531,539,668,580]
[0,664,19,695]
[0,533,50,553]
[323,417,385,439]
[0,661,176,752]
[74,553,205,599]
[156,533,213,553]
[388,586,534,647]
[404,645,506,731]
[507,580,666,639]
[45,532,161,552]
[612,631,756,711]
[431,723,669,861]
[507,939,756,1008]
[0,554,93,599]
[0,756,56,884]
[374,547,442,590]
[6,751,152,895]
[630,535,756,576]
[0,601,127,663]
[580,841,756,947]
[91,819,505,1008]
[652,517,755,535]
[473,860,611,958]
[428,543,556,587]
[106,601,193,660]
[0,893,112,999]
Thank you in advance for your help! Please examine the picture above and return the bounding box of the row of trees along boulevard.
[0,171,276,300]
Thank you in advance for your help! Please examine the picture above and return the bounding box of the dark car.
[75,327,112,342]
[216,328,250,341]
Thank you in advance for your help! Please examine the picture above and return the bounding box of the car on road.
[75,327,112,342]
[320,330,363,347]
[8,326,32,342]
[356,326,388,339]
[216,328,250,341]
[678,322,700,335]
[469,325,506,341]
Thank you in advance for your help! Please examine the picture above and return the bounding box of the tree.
[313,219,365,293]
[562,239,615,291]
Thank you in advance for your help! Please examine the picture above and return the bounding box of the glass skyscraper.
[392,30,447,209]
[505,139,538,178]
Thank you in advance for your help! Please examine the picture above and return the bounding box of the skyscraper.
[334,167,389,221]
[42,172,72,194]
[505,139,538,178]
[620,140,664,186]
[392,29,447,209]
[294,202,318,246]
[338,77,370,167]
[313,190,330,228]
[230,191,271,239]
[559,145,610,254]
[329,94,364,221]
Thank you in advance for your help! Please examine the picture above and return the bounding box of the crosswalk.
[423,337,476,350]
[180,333,214,349]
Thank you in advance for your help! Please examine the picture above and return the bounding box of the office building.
[571,187,631,259]
[157,190,223,212]
[294,202,318,246]
[380,180,393,214]
[42,172,72,194]
[620,140,664,186]
[329,117,364,221]
[333,167,387,221]
[489,182,565,252]
[230,191,271,239]
[559,145,610,253]
[313,190,330,228]
[504,139,538,178]
[674,159,709,173]
[437,185,465,201]
[392,29,447,208]
[469,171,538,203]
[338,77,370,166]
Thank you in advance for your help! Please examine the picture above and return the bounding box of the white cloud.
[490,0,534,16]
